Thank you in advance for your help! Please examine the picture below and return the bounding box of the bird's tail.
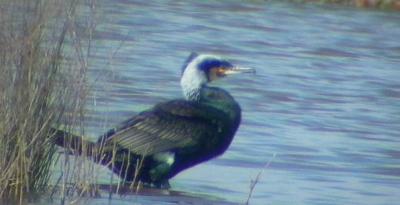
[50,128,97,156]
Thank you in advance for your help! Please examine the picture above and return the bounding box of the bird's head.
[180,52,255,101]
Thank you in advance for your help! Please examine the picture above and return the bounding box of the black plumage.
[53,53,253,188]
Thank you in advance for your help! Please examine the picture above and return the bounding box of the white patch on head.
[180,54,223,101]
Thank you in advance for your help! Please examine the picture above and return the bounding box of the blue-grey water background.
[75,0,400,204]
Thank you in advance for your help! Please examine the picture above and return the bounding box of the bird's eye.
[216,67,226,76]
[208,67,227,82]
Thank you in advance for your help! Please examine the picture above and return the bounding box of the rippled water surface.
[80,0,400,204]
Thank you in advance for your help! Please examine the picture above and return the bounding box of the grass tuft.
[0,0,91,203]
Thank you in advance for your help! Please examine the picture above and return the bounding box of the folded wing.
[100,100,228,156]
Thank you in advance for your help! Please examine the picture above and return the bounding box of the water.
[78,0,400,204]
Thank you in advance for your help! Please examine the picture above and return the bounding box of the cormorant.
[53,52,255,188]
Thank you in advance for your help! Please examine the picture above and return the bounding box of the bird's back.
[97,87,241,184]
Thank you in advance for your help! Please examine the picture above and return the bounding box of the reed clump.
[0,0,88,203]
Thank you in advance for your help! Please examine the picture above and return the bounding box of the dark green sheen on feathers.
[53,87,241,187]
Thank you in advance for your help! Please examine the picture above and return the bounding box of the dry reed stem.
[245,153,276,205]
[0,0,97,204]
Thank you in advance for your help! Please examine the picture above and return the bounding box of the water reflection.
[81,0,400,204]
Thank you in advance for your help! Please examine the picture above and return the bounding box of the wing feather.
[102,100,227,155]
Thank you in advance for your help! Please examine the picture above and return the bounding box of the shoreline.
[298,0,400,10]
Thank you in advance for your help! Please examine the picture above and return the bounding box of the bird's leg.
[149,163,171,186]
[148,151,176,188]
[148,179,170,189]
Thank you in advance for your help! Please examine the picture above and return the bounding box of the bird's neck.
[183,86,202,101]
[180,65,207,101]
